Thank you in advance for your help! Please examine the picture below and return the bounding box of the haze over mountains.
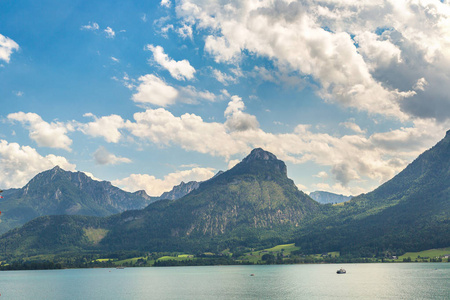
[309,191,352,204]
[1,131,449,258]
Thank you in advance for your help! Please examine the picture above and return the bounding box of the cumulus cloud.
[146,45,196,80]
[112,167,215,196]
[131,74,216,106]
[331,162,360,186]
[104,27,115,38]
[0,140,76,188]
[93,146,131,165]
[126,101,449,187]
[175,0,450,122]
[224,96,259,132]
[126,107,247,158]
[8,112,73,151]
[132,74,179,107]
[79,95,449,191]
[80,113,125,143]
[0,33,19,63]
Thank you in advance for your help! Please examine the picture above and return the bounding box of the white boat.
[336,268,346,274]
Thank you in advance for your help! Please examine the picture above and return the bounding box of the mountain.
[156,171,226,201]
[0,148,319,255]
[157,181,201,200]
[309,191,352,204]
[0,166,154,234]
[295,130,450,256]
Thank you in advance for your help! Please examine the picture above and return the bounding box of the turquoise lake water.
[0,263,449,299]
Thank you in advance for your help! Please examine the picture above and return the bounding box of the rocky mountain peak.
[242,148,278,163]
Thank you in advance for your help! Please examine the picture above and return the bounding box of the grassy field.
[396,248,450,262]
[241,243,342,264]
[113,256,147,265]
[157,254,194,262]
[241,243,300,263]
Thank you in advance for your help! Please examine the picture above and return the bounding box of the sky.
[1,0,450,197]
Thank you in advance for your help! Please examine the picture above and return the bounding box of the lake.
[0,263,449,299]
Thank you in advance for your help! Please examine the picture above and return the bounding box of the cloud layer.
[175,0,450,122]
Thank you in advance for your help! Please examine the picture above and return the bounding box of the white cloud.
[177,23,193,39]
[314,171,329,179]
[161,0,171,8]
[80,22,99,31]
[104,27,115,38]
[212,68,236,85]
[111,56,119,62]
[85,95,449,192]
[0,33,19,63]
[132,74,179,107]
[339,121,366,134]
[355,31,402,70]
[93,146,131,165]
[147,45,196,80]
[82,171,101,181]
[8,112,73,151]
[296,183,308,192]
[0,140,76,188]
[175,0,450,122]
[179,85,216,103]
[126,107,247,158]
[227,159,240,169]
[413,77,428,91]
[224,95,259,132]
[112,167,214,196]
[80,113,125,143]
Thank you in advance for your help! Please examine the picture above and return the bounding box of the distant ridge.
[309,191,352,204]
[0,166,154,234]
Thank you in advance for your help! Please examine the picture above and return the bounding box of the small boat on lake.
[336,268,346,274]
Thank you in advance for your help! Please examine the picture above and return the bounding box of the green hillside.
[294,130,450,256]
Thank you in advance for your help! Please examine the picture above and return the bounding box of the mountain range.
[309,191,352,204]
[0,167,154,234]
[1,131,449,258]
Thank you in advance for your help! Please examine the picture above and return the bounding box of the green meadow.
[396,248,450,262]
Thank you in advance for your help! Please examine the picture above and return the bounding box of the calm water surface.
[0,263,449,299]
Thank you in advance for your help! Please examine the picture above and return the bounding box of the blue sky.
[1,0,450,196]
